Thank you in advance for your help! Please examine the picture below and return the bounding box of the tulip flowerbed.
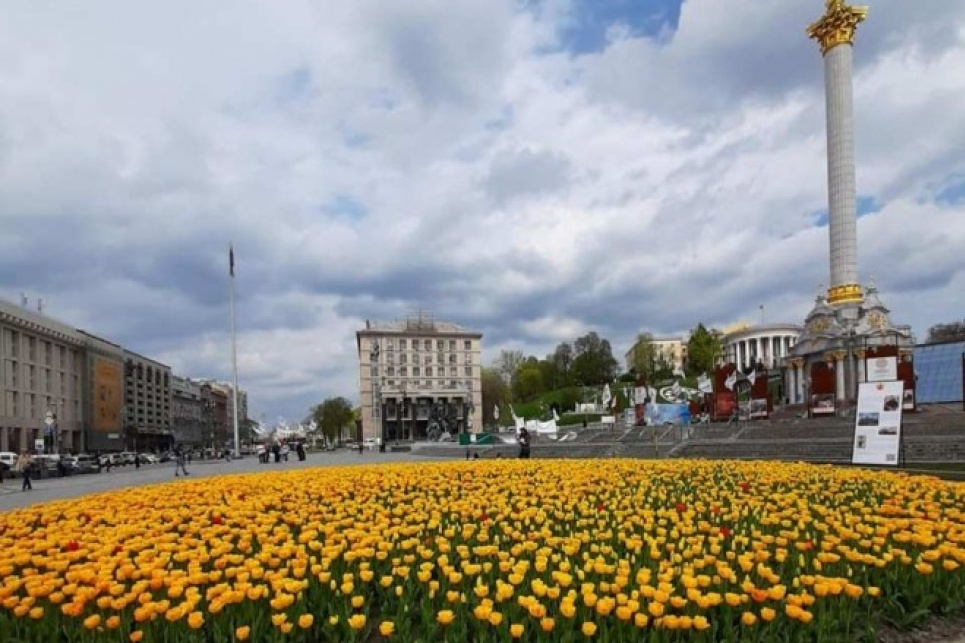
[0,460,962,643]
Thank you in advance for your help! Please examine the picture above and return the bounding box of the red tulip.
[65,540,79,552]
[739,481,750,492]
[720,526,732,539]
[675,503,687,513]
[212,516,224,525]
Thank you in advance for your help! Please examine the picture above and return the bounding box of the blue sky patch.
[555,0,682,54]
[811,195,881,227]
[323,195,368,221]
[935,174,965,205]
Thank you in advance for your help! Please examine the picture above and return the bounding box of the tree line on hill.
[481,325,723,424]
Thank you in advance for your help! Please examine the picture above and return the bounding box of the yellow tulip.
[581,621,597,637]
[510,623,525,638]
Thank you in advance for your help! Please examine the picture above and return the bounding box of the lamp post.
[400,380,408,443]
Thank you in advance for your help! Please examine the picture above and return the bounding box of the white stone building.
[356,313,482,443]
[723,324,802,371]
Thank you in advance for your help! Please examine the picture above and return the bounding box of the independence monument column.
[807,0,868,306]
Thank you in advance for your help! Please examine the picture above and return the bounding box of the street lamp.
[400,380,408,443]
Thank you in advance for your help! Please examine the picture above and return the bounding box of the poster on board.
[851,380,904,466]
[866,356,898,382]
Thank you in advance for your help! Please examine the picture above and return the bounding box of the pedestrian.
[174,445,190,477]
[134,454,141,470]
[518,428,531,459]
[358,442,364,456]
[106,456,112,473]
[18,451,33,491]
[272,443,281,463]
[296,442,306,462]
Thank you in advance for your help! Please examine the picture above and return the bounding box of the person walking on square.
[18,451,33,491]
[134,454,141,470]
[174,445,189,477]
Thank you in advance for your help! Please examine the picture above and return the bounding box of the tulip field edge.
[0,459,963,642]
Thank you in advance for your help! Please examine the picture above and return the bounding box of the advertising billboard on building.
[92,358,123,433]
[851,380,904,466]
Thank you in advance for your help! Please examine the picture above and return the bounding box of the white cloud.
[1,0,963,419]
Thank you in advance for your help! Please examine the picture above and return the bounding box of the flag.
[602,384,612,406]
[673,364,685,378]
[697,374,713,394]
[724,370,737,391]
[748,369,757,386]
[670,380,682,400]
[552,408,560,422]
[229,245,235,277]
[494,404,500,421]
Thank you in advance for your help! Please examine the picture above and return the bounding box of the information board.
[851,380,904,466]
[866,356,898,383]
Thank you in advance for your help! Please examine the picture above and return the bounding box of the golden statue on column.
[807,0,868,55]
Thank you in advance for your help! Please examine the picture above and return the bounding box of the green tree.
[481,367,509,426]
[494,349,526,387]
[926,320,965,343]
[512,361,545,402]
[571,332,618,385]
[629,332,659,383]
[310,397,355,444]
[686,324,722,375]
[550,342,574,387]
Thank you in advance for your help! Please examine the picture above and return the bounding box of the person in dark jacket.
[518,428,531,459]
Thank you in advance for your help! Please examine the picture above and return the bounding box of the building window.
[464,366,472,376]
[413,367,420,377]
[437,339,444,350]
[425,355,432,365]
[449,339,456,350]
[424,339,431,351]
[464,340,472,351]
[371,366,379,377]
[45,369,52,393]
[450,366,457,377]
[449,354,456,364]
[465,354,472,364]
[413,340,420,352]
[45,342,52,366]
[400,367,408,377]
[387,366,395,376]
[399,339,407,350]
[426,367,433,377]
[386,352,395,364]
[400,353,407,364]
[28,336,36,361]
[387,338,395,351]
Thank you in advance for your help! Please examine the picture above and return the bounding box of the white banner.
[852,380,904,466]
[866,356,898,383]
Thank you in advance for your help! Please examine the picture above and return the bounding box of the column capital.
[807,1,868,55]
[853,349,866,359]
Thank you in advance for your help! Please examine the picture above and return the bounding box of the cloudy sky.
[2,0,963,422]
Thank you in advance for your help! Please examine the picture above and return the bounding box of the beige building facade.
[357,314,482,443]
[0,298,86,454]
[625,336,688,374]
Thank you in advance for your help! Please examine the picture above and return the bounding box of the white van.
[0,451,18,471]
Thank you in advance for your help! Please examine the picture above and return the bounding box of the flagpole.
[229,245,240,458]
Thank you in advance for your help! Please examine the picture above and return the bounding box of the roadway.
[0,449,440,513]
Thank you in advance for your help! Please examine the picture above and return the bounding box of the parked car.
[60,455,79,474]
[138,453,158,465]
[0,451,17,472]
[118,452,137,466]
[31,455,61,478]
[74,454,102,474]
[99,453,122,468]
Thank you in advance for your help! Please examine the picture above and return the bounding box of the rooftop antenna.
[37,298,44,314]
[21,293,28,308]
